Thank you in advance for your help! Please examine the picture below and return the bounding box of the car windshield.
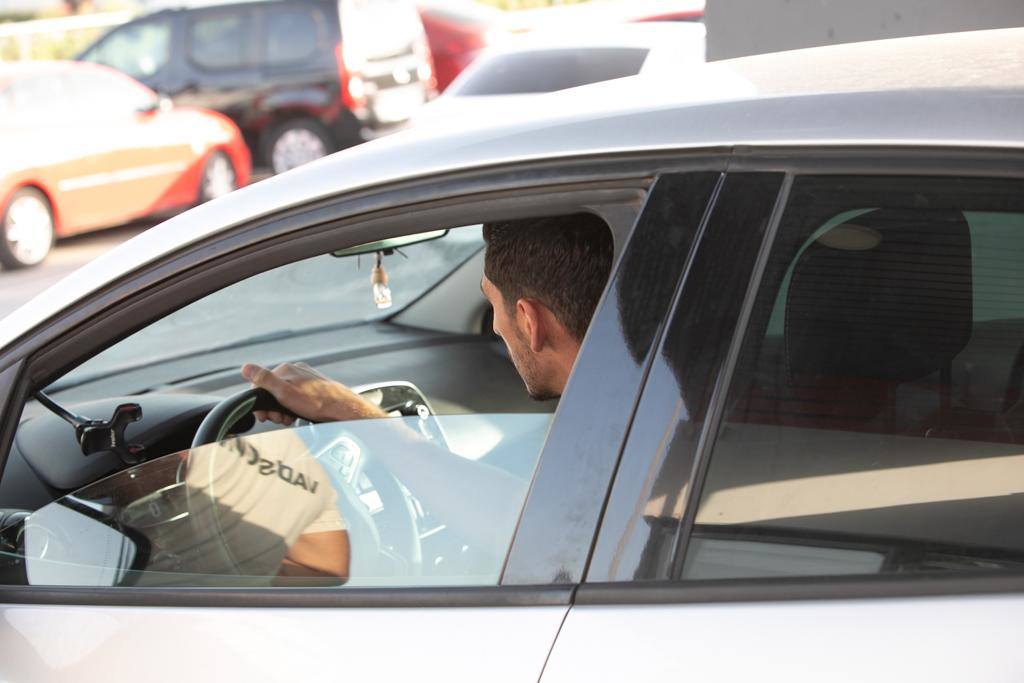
[56,227,483,388]
[451,47,649,96]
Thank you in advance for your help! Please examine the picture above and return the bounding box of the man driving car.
[240,213,614,554]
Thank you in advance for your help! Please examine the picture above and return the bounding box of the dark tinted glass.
[188,11,255,70]
[453,47,648,96]
[586,173,785,582]
[265,7,321,64]
[684,176,1024,580]
[503,172,725,585]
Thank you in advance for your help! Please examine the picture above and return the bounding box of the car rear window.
[451,47,649,96]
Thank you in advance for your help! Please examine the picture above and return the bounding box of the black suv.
[79,0,436,173]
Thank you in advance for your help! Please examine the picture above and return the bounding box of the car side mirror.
[21,501,143,586]
[137,95,173,116]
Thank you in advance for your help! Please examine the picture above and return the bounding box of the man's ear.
[516,298,547,353]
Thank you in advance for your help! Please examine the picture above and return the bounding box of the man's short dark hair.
[482,213,613,342]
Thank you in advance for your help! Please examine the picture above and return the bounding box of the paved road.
[0,221,151,320]
[0,171,272,321]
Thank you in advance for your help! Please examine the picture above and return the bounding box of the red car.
[0,61,250,269]
[417,0,505,92]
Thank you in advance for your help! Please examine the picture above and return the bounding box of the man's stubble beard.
[508,330,560,402]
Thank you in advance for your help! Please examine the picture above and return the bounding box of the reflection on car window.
[265,7,322,64]
[82,18,171,79]
[7,75,66,120]
[189,11,255,70]
[61,227,484,388]
[685,176,1024,580]
[0,413,550,588]
[452,47,649,96]
[67,71,153,116]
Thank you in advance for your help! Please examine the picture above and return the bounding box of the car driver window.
[80,17,173,80]
[0,215,615,588]
[683,175,1024,581]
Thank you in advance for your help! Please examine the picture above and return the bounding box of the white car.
[411,21,706,130]
[1,26,1023,682]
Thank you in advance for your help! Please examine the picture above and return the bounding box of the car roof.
[131,0,328,13]
[0,60,89,88]
[3,27,1023,348]
[484,21,706,52]
[440,21,706,98]
[0,60,150,95]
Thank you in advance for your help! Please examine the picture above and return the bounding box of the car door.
[57,69,198,232]
[173,6,261,135]
[543,155,1024,682]
[0,161,723,681]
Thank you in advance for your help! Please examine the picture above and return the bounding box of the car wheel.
[198,150,237,204]
[0,187,54,270]
[267,119,332,175]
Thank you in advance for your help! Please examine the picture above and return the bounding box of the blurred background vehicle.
[412,21,705,130]
[503,0,704,32]
[416,0,504,93]
[0,60,249,269]
[77,0,437,174]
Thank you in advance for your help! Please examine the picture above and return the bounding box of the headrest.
[786,208,972,384]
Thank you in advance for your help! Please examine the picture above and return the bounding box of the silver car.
[1,26,1023,682]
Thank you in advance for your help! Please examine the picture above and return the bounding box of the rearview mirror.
[331,230,447,258]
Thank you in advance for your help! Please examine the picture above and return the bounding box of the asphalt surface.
[0,171,272,322]
[0,220,151,321]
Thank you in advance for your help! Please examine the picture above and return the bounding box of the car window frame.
[581,146,1024,606]
[0,152,728,608]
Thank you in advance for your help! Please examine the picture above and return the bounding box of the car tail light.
[335,43,367,110]
[413,36,438,94]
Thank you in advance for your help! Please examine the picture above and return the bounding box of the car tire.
[0,187,54,270]
[266,119,333,175]
[197,150,237,204]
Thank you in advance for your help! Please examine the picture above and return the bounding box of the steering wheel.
[191,388,422,578]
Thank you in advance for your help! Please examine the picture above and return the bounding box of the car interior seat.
[778,207,1013,441]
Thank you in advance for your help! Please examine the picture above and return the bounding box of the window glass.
[56,228,483,393]
[0,218,619,589]
[1,414,549,588]
[685,176,1024,580]
[6,75,66,120]
[81,18,171,79]
[452,47,648,96]
[66,71,154,116]
[188,11,254,70]
[584,173,784,583]
[265,7,321,64]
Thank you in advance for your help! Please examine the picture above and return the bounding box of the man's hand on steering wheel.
[241,362,387,425]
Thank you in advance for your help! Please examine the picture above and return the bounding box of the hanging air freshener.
[371,251,392,309]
